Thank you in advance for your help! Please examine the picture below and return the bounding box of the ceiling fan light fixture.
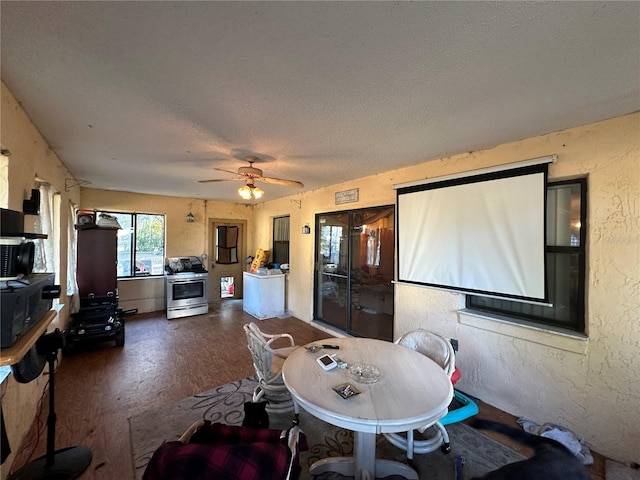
[238,182,265,200]
[238,185,252,200]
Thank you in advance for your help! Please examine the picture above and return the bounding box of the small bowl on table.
[349,363,381,384]
[305,344,321,353]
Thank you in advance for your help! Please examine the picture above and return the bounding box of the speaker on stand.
[8,330,92,480]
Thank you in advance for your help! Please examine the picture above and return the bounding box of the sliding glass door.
[315,212,349,332]
[314,206,395,341]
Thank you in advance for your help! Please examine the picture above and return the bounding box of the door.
[315,212,349,332]
[314,206,394,341]
[349,207,395,340]
[208,219,246,302]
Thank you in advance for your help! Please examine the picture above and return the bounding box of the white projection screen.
[396,161,550,303]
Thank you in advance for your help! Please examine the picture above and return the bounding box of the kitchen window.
[97,211,165,278]
[465,178,587,333]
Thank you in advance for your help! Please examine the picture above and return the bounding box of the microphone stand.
[9,330,92,480]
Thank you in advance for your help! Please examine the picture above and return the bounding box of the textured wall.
[256,113,640,465]
[401,116,640,465]
[1,82,81,479]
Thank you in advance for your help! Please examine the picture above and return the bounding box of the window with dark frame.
[272,216,290,265]
[97,211,165,278]
[216,225,239,264]
[466,178,587,333]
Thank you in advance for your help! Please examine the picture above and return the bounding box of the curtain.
[217,225,238,264]
[273,216,290,241]
[33,182,56,273]
[273,216,290,264]
[33,182,60,307]
[366,227,381,267]
[67,201,80,313]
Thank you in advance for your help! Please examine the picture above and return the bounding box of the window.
[320,225,343,265]
[97,211,165,277]
[466,178,587,333]
[272,216,290,265]
[216,225,238,264]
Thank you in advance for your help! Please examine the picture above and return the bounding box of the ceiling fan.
[199,156,304,188]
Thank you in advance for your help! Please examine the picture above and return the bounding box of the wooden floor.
[9,300,606,479]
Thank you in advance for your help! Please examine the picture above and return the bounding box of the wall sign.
[335,188,359,205]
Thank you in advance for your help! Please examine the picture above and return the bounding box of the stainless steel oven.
[165,257,209,320]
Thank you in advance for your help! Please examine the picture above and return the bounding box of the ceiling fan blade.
[257,176,304,188]
[198,177,244,183]
[214,167,243,176]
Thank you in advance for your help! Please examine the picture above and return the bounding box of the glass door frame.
[313,205,395,340]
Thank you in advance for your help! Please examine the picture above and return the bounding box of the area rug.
[129,376,524,479]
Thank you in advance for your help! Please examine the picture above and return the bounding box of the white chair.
[243,322,299,414]
[383,329,478,462]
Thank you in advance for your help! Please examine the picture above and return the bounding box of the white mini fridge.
[243,271,285,320]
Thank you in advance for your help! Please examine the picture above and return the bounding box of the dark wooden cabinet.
[76,228,118,297]
[68,227,132,351]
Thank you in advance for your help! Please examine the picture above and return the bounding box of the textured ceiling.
[2,1,639,202]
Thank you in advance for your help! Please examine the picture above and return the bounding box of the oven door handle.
[168,279,207,285]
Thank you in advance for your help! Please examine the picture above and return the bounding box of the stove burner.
[165,256,207,275]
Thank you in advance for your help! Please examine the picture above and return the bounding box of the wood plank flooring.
[8,300,606,479]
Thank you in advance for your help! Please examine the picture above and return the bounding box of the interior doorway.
[208,219,246,302]
[314,205,395,341]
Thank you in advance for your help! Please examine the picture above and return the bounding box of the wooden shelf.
[0,310,56,366]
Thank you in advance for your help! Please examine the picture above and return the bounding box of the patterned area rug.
[129,376,524,479]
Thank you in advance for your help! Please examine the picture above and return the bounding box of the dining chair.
[243,322,299,414]
[383,329,479,462]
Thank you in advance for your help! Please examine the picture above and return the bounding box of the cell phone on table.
[316,353,338,371]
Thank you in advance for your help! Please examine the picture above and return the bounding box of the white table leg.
[354,431,376,479]
[308,432,418,480]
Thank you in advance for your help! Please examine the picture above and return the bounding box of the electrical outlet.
[450,339,459,352]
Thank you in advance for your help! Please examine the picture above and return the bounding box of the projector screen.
[396,162,549,303]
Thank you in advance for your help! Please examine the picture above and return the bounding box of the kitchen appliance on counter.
[165,256,209,320]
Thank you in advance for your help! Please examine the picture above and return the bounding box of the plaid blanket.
[142,423,306,480]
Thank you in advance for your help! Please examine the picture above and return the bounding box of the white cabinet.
[243,272,285,320]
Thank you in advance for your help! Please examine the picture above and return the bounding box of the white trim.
[458,308,588,355]
[393,155,557,190]
[310,320,349,339]
[392,281,553,307]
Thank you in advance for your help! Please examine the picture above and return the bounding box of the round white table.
[282,337,453,480]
